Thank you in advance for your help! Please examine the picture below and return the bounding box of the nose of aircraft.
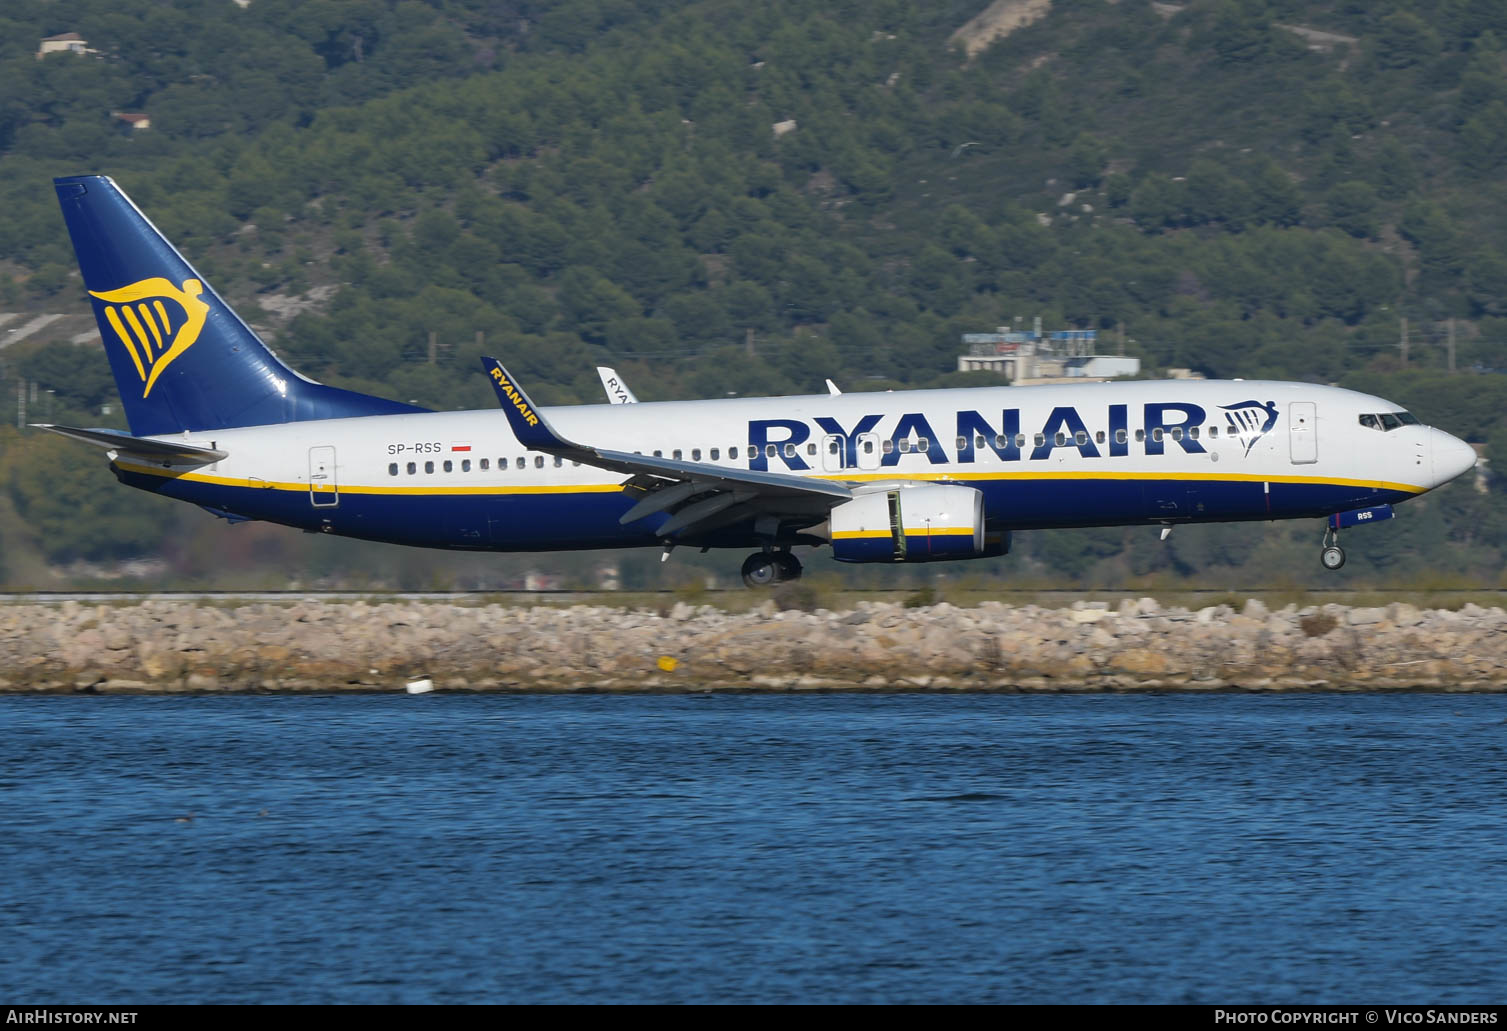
[1429,428,1477,487]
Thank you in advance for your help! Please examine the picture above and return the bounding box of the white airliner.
[42,175,1476,586]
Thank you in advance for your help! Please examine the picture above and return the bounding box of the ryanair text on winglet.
[490,366,540,427]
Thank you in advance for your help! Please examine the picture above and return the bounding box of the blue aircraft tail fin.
[53,175,427,436]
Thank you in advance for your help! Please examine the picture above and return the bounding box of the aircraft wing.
[34,424,227,464]
[482,358,851,540]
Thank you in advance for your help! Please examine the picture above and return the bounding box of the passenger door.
[309,445,339,507]
[1289,402,1317,464]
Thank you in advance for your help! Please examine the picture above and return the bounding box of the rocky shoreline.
[3,597,1507,693]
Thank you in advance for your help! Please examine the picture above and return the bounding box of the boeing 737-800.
[41,175,1476,586]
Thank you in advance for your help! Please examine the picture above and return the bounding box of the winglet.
[481,357,571,450]
[596,366,638,404]
[825,378,842,396]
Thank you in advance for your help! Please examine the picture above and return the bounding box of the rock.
[1242,599,1269,619]
[1388,603,1423,626]
[1070,609,1108,623]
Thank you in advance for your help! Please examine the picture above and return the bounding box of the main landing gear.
[741,550,803,587]
[1320,524,1346,571]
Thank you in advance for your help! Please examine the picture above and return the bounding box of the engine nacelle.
[827,485,987,563]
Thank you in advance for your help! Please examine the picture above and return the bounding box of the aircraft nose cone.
[1430,428,1476,486]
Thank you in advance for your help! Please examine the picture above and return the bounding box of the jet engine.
[823,484,996,563]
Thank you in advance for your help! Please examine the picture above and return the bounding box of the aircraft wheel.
[774,552,803,582]
[1320,545,1346,571]
[741,553,780,588]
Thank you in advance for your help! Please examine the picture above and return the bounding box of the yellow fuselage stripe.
[114,461,1426,498]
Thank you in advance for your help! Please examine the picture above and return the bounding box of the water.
[2,692,1505,1003]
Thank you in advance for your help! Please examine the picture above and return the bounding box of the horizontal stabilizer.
[34,424,227,463]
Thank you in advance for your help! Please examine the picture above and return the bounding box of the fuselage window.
[863,439,875,454]
[654,450,663,458]
[1188,427,1199,440]
[957,436,968,451]
[917,438,929,452]
[1209,426,1219,439]
[1170,428,1182,441]
[1095,430,1105,444]
[534,455,545,468]
[515,457,525,469]
[1073,431,1087,446]
[1135,429,1145,443]
[1015,434,1027,448]
[406,462,416,475]
[672,449,682,460]
[993,435,1007,448]
[481,459,490,470]
[462,459,471,472]
[554,456,563,467]
[692,449,701,461]
[388,463,398,476]
[806,442,817,456]
[784,443,796,458]
[766,444,777,458]
[1152,428,1164,442]
[882,439,894,454]
[711,448,720,461]
[1115,429,1127,444]
[898,439,911,453]
[443,459,453,472]
[425,461,435,474]
[1055,432,1067,447]
[828,440,841,455]
[729,446,739,458]
[1034,434,1045,447]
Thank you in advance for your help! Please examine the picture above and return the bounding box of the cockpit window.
[1360,411,1421,431]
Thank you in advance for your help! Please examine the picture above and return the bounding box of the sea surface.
[2,692,1505,1004]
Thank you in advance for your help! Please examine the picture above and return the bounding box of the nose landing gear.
[1320,525,1346,571]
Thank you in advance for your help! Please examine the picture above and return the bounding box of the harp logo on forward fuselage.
[1220,400,1280,457]
[89,277,210,398]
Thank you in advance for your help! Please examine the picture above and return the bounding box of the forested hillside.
[1,0,1505,590]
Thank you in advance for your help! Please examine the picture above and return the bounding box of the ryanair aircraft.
[44,175,1476,586]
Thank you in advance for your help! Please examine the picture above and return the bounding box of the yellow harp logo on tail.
[89,278,210,398]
